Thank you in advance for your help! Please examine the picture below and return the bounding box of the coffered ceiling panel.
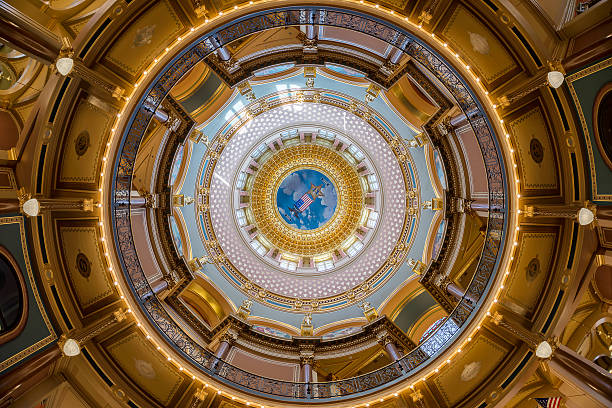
[501,228,559,317]
[506,101,560,196]
[104,330,186,406]
[438,4,520,88]
[103,0,187,80]
[58,96,114,190]
[56,219,116,317]
[433,335,509,406]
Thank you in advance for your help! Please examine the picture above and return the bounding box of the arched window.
[0,246,28,344]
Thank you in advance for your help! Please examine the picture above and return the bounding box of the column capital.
[376,330,394,347]
[219,328,239,345]
[299,349,315,366]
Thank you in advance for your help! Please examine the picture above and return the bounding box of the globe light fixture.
[577,207,595,225]
[22,198,40,217]
[535,340,553,359]
[546,71,565,89]
[62,338,81,356]
[56,57,74,76]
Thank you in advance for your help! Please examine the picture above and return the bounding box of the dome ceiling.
[184,72,431,312]
[6,0,610,407]
[100,3,511,404]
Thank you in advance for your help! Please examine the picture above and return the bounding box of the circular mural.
[276,169,337,230]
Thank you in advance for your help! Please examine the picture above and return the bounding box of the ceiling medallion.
[196,91,419,312]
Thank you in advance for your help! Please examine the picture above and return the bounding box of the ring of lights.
[104,3,514,404]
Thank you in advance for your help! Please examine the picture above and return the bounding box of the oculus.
[276,169,337,231]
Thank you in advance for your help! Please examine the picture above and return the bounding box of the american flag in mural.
[534,397,561,408]
[295,193,314,211]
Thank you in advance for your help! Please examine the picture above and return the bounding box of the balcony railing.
[110,5,508,402]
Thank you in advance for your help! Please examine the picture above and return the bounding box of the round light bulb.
[63,338,81,356]
[535,341,553,359]
[547,71,564,89]
[577,207,594,226]
[22,198,40,217]
[56,57,74,76]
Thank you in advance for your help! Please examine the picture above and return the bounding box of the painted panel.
[58,98,113,187]
[503,231,557,315]
[0,216,56,373]
[507,104,559,193]
[567,58,612,202]
[440,4,518,86]
[104,0,185,78]
[57,220,115,315]
[106,331,183,405]
[433,336,508,406]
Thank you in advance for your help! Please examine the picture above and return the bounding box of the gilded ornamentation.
[74,130,90,157]
[526,256,540,281]
[529,138,544,164]
[75,252,91,279]
[249,144,363,257]
[461,361,481,381]
[108,8,508,397]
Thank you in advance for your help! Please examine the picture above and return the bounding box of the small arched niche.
[0,245,28,344]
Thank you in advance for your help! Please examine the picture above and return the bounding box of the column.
[130,190,147,208]
[302,13,317,56]
[151,280,168,294]
[377,331,406,372]
[305,24,316,41]
[491,312,612,406]
[546,343,612,406]
[0,3,61,64]
[468,196,489,212]
[209,35,240,73]
[448,107,480,127]
[210,35,231,62]
[445,280,477,304]
[143,102,170,123]
[300,354,314,398]
[129,190,157,208]
[380,48,402,77]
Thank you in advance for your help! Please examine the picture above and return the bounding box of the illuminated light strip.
[95,1,523,405]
